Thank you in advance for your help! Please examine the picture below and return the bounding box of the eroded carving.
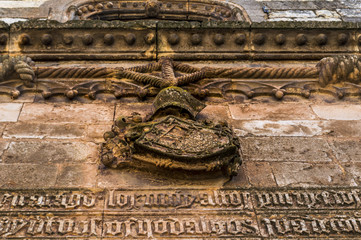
[100,87,241,178]
[66,0,246,22]
[0,55,35,87]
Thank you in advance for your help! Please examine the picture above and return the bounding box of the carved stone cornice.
[0,20,360,61]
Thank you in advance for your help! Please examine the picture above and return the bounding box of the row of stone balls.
[2,32,357,47]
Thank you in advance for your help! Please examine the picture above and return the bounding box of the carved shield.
[133,116,239,172]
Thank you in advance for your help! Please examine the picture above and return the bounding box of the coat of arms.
[100,58,242,179]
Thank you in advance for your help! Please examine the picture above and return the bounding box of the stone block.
[115,103,153,119]
[55,163,98,188]
[315,10,340,19]
[3,123,85,139]
[229,103,316,120]
[19,103,115,124]
[344,163,361,186]
[312,104,361,120]
[271,162,356,187]
[0,164,57,189]
[0,141,9,162]
[263,1,318,10]
[198,105,230,122]
[240,137,332,162]
[86,124,113,143]
[0,123,5,136]
[243,162,277,187]
[0,103,22,122]
[330,139,361,162]
[233,120,329,137]
[97,168,233,189]
[326,121,361,138]
[269,10,316,19]
[2,141,98,164]
[337,8,361,18]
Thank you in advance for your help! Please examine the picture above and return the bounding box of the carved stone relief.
[100,87,241,178]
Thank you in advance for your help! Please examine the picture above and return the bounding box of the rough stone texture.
[2,141,98,164]
[240,137,332,162]
[19,103,115,124]
[270,162,356,187]
[0,103,22,122]
[0,164,57,189]
[3,123,86,139]
[198,105,231,122]
[234,120,329,137]
[0,141,9,162]
[243,162,277,187]
[311,105,361,120]
[55,163,98,187]
[115,103,153,119]
[330,139,361,162]
[229,103,316,120]
[326,121,361,138]
[344,163,361,185]
[86,124,113,142]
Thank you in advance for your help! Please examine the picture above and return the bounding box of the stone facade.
[0,0,361,239]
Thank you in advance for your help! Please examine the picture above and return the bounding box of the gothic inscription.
[105,189,252,211]
[1,188,361,238]
[260,213,361,237]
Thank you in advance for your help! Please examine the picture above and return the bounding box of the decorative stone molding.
[0,20,360,61]
[1,55,361,101]
[65,0,248,22]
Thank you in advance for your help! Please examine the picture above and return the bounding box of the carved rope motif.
[1,55,361,101]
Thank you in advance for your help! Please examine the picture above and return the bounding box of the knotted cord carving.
[317,55,361,87]
[0,55,35,87]
[2,55,361,100]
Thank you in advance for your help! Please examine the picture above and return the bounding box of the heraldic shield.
[100,87,241,179]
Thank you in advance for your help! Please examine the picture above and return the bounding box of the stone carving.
[0,55,35,87]
[317,55,361,87]
[2,188,361,238]
[1,55,361,101]
[66,0,246,22]
[100,86,241,178]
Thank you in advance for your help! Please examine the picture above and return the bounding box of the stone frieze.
[1,188,361,238]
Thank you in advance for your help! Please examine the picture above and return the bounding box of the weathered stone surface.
[315,10,340,19]
[326,120,361,137]
[330,139,361,162]
[240,137,332,162]
[0,141,9,162]
[0,164,57,188]
[269,10,316,19]
[229,103,316,120]
[0,123,5,137]
[198,105,231,122]
[243,162,277,187]
[344,163,361,185]
[19,103,115,123]
[337,8,361,18]
[3,122,85,139]
[86,124,113,142]
[270,162,356,187]
[97,168,233,188]
[55,163,98,187]
[115,103,153,119]
[311,104,361,120]
[0,103,22,122]
[234,120,329,137]
[2,141,98,164]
